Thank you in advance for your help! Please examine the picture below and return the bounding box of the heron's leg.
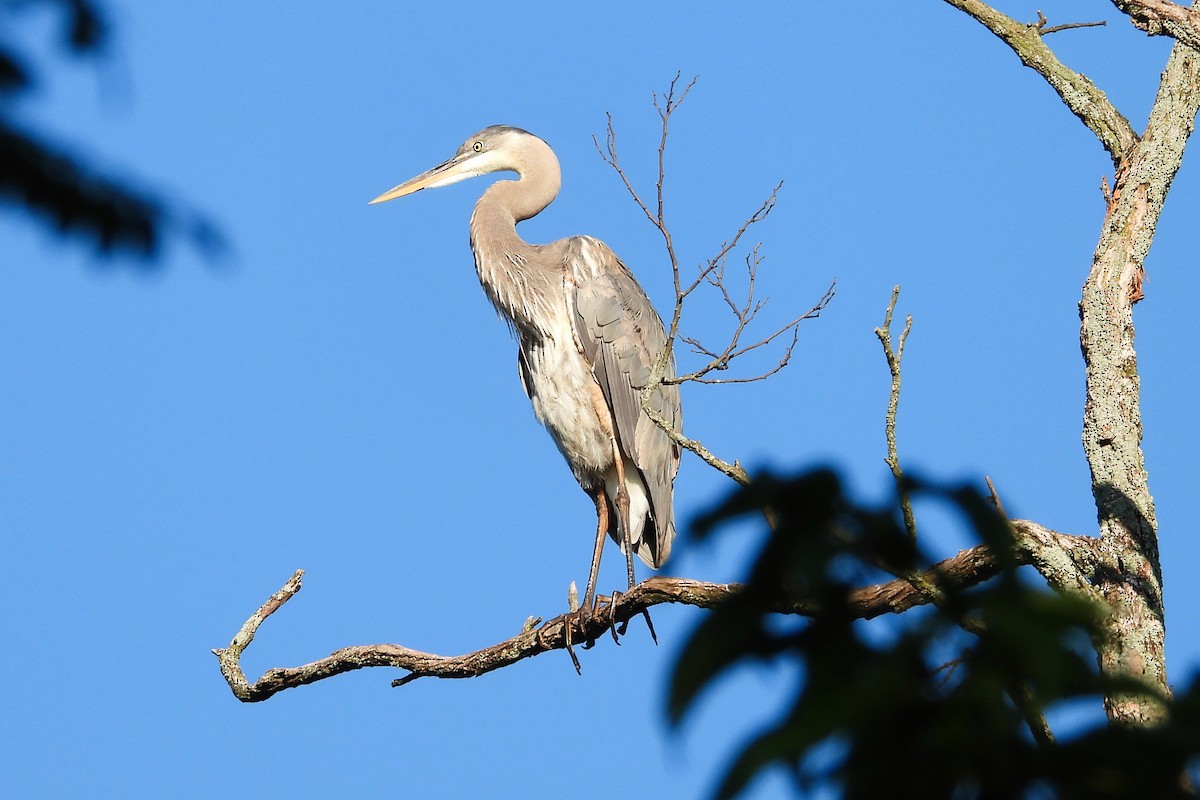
[607,444,656,641]
[581,487,609,617]
[609,449,637,593]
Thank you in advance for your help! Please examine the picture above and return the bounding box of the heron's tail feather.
[605,465,674,569]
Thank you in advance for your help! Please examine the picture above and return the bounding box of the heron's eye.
[472,141,483,152]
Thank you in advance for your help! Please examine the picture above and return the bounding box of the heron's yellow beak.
[368,153,472,204]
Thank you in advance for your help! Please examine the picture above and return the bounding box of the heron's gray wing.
[568,236,682,567]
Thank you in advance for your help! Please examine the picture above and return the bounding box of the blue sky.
[2,2,1198,798]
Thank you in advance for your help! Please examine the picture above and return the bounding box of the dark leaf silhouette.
[672,469,1200,799]
[0,0,220,263]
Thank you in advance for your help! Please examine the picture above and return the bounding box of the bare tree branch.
[949,0,1200,726]
[676,277,834,385]
[1033,10,1108,36]
[1076,38,1200,725]
[870,296,1061,745]
[593,72,696,357]
[596,75,835,485]
[641,395,751,485]
[214,529,1099,702]
[593,74,748,483]
[875,286,917,541]
[213,569,305,700]
[1011,519,1105,602]
[943,0,1138,165]
[596,75,833,391]
[680,186,779,304]
[868,284,1120,739]
[1111,0,1200,51]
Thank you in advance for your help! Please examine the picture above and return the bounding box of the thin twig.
[594,75,744,481]
[1033,9,1108,35]
[874,286,917,541]
[676,279,834,384]
[878,294,1062,742]
[640,392,750,485]
[942,0,1137,166]
[985,475,1010,519]
[596,76,834,481]
[594,73,698,362]
[933,656,967,688]
[871,288,1053,744]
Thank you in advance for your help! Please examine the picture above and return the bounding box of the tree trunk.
[1081,40,1200,725]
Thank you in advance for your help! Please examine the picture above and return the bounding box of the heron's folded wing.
[568,236,682,566]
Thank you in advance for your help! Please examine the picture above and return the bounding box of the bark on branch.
[945,0,1200,725]
[943,0,1138,165]
[1112,0,1200,51]
[875,286,917,540]
[214,527,1098,701]
[1078,39,1200,724]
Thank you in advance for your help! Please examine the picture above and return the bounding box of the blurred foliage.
[0,0,219,262]
[671,469,1200,799]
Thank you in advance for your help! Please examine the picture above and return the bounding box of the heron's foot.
[587,598,602,650]
[561,596,602,673]
[559,588,654,672]
[607,590,624,645]
[606,593,654,643]
[562,613,583,675]
[564,597,601,665]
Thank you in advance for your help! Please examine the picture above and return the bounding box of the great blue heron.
[370,125,682,619]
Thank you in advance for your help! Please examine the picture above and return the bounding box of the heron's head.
[369,126,556,205]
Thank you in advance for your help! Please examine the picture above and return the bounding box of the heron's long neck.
[469,149,563,336]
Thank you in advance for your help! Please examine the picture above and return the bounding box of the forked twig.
[875,286,917,540]
[871,287,1057,745]
[678,276,835,385]
[594,74,835,482]
[1033,9,1107,35]
[593,73,697,356]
